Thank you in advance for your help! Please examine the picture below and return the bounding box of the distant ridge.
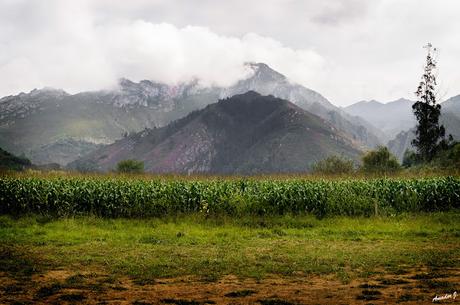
[344,98,415,140]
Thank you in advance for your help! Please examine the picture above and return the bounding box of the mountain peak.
[245,62,286,82]
[234,90,261,98]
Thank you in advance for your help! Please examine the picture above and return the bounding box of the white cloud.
[0,0,459,105]
[0,1,325,97]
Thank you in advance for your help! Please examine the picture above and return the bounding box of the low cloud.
[0,1,325,96]
[1,0,459,105]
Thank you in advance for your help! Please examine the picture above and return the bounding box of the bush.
[402,150,422,168]
[402,142,460,174]
[116,160,144,174]
[312,155,355,175]
[434,142,460,169]
[361,146,401,174]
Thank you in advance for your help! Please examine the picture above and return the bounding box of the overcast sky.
[1,0,459,106]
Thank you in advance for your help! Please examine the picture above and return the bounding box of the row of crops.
[0,176,459,218]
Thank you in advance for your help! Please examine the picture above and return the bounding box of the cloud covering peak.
[0,1,325,97]
[1,0,460,105]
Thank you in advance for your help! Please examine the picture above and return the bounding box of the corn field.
[0,176,459,218]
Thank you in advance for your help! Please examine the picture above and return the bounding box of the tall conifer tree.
[412,44,446,161]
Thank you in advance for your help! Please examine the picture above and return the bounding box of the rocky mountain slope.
[70,92,362,174]
[0,82,220,165]
[225,63,385,147]
[0,63,382,166]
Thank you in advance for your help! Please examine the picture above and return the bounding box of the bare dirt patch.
[0,267,458,304]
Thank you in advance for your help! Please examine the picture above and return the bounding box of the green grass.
[1,213,459,282]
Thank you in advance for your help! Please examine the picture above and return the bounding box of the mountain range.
[343,98,415,140]
[0,63,383,166]
[344,95,460,160]
[69,92,362,174]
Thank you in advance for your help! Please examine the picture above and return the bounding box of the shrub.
[361,146,401,174]
[116,160,144,174]
[435,142,460,169]
[312,155,355,175]
[402,150,422,168]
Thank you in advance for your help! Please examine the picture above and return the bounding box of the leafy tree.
[402,150,422,168]
[434,142,460,169]
[116,159,144,174]
[412,43,448,161]
[312,155,355,175]
[361,146,401,174]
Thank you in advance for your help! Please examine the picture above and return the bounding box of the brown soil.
[1,267,459,305]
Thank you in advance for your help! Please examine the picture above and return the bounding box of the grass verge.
[0,213,459,282]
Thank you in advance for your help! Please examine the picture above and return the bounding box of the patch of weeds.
[110,285,128,291]
[378,278,409,285]
[35,215,54,225]
[359,270,383,278]
[59,293,86,302]
[410,231,430,237]
[0,216,14,228]
[139,236,164,244]
[200,273,220,283]
[34,230,46,236]
[258,299,298,305]
[176,232,185,238]
[389,267,409,275]
[271,228,286,236]
[100,275,119,284]
[337,270,351,284]
[225,289,257,298]
[397,294,424,302]
[421,251,458,268]
[35,282,62,299]
[257,231,272,238]
[65,274,87,286]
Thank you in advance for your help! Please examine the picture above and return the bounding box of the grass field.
[1,213,459,304]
